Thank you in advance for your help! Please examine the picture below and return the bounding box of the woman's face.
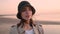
[21,7,32,20]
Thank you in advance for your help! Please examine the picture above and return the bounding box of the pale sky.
[0,0,60,21]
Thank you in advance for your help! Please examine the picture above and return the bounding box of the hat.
[16,1,36,19]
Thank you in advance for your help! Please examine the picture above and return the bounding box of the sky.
[0,0,60,21]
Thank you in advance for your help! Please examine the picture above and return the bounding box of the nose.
[26,11,29,15]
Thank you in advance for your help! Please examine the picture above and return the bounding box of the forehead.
[22,6,32,10]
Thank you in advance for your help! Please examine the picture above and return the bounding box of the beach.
[0,17,60,34]
[0,0,60,34]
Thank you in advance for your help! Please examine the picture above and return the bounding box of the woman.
[10,1,44,34]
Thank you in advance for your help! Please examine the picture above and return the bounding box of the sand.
[0,17,60,34]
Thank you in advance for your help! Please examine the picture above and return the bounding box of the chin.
[25,18,31,20]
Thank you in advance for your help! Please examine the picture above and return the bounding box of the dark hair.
[16,1,36,28]
[17,18,34,28]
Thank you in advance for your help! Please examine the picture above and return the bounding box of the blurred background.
[0,0,60,34]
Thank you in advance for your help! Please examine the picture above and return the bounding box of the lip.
[26,16,29,17]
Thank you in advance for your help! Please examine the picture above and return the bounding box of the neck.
[24,20,30,25]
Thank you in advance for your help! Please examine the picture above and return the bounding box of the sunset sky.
[0,0,60,21]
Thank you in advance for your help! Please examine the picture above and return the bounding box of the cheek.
[29,11,32,16]
[21,12,26,17]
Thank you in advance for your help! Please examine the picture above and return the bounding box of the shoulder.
[11,25,17,28]
[11,25,15,27]
[10,25,17,30]
[10,25,18,34]
[36,23,44,34]
[35,22,42,27]
[11,25,16,28]
[37,24,42,27]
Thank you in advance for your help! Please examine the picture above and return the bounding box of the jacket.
[9,23,44,34]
